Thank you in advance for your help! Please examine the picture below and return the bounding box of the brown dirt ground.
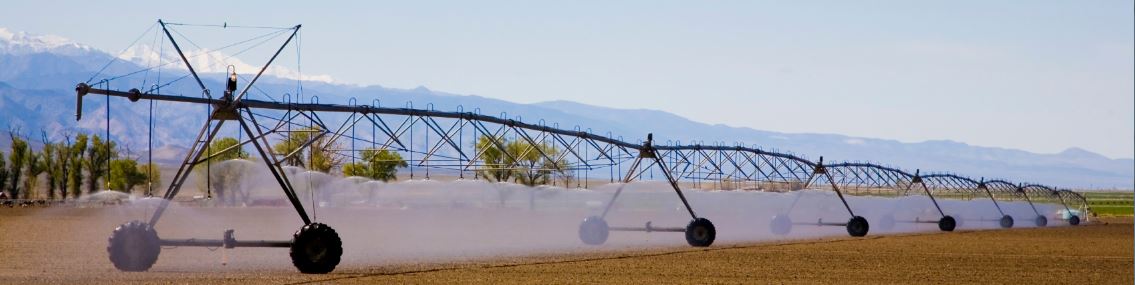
[0,208,1130,284]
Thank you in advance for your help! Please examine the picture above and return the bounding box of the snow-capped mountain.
[117,44,334,83]
[0,27,99,57]
[0,27,332,83]
[0,27,1131,189]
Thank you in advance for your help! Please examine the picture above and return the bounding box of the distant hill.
[0,27,1130,189]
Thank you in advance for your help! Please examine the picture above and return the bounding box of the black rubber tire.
[107,220,161,272]
[1035,215,1047,227]
[846,216,869,237]
[877,214,896,231]
[1068,215,1080,226]
[938,216,957,232]
[578,216,609,245]
[685,218,716,247]
[770,214,792,236]
[290,223,343,274]
[999,215,1014,228]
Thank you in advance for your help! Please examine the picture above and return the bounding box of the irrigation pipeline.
[72,19,1093,233]
[72,82,1093,215]
[75,20,1099,274]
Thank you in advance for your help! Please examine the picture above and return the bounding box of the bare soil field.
[0,207,1129,284]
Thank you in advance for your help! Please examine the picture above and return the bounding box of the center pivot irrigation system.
[73,21,1092,274]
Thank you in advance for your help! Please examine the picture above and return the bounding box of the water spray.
[71,19,1091,274]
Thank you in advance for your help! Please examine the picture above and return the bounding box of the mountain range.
[0,27,1130,189]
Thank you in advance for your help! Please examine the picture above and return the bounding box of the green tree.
[474,136,565,186]
[42,142,60,199]
[342,148,407,182]
[272,128,342,172]
[273,128,314,167]
[205,137,249,161]
[84,134,116,193]
[53,137,74,199]
[8,134,28,199]
[109,158,146,193]
[510,140,565,187]
[341,163,365,178]
[22,150,45,199]
[475,136,513,182]
[69,134,88,197]
[309,137,343,173]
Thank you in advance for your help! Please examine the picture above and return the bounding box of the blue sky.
[3,1,1133,158]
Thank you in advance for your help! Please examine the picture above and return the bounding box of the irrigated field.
[335,220,1133,285]
[0,206,1130,284]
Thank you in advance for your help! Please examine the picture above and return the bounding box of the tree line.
[474,135,569,186]
[268,128,407,182]
[1,127,572,201]
[262,128,569,187]
[0,132,158,200]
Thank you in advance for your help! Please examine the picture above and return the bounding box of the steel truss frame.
[74,19,1092,274]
